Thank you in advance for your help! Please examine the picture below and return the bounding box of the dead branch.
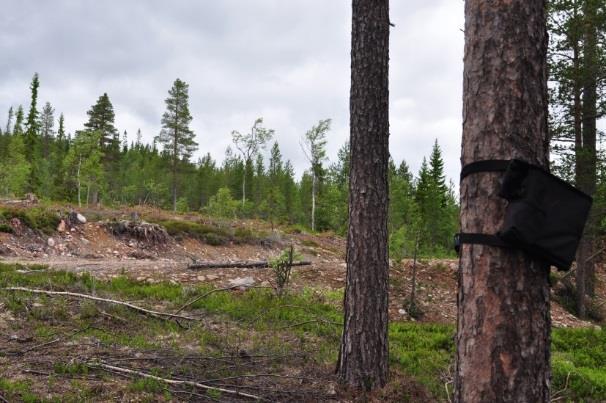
[550,371,571,402]
[274,319,342,330]
[3,287,197,322]
[89,362,262,400]
[188,260,311,270]
[21,326,89,354]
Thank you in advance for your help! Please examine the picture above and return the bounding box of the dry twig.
[3,287,197,322]
[89,362,262,400]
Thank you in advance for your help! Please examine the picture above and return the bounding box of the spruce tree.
[268,142,283,180]
[84,93,119,149]
[57,114,66,142]
[428,139,447,205]
[13,106,24,136]
[24,73,40,161]
[156,78,198,211]
[39,102,55,158]
[5,106,14,134]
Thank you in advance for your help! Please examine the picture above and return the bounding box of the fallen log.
[188,260,312,270]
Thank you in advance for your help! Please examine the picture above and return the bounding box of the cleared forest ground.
[0,202,604,401]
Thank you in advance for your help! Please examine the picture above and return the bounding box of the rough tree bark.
[338,0,390,391]
[455,1,551,402]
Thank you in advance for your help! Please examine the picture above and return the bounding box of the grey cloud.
[0,0,464,183]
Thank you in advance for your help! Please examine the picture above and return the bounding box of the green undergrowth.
[1,263,605,401]
[0,206,61,234]
[150,219,267,245]
[552,327,606,400]
[0,378,38,402]
[389,323,454,396]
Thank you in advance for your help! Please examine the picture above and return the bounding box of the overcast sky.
[0,0,464,182]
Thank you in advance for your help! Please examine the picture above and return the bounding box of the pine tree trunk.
[172,161,177,212]
[455,1,551,402]
[311,172,316,232]
[577,0,598,300]
[242,172,246,205]
[338,0,389,391]
[77,156,82,208]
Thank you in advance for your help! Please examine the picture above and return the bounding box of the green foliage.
[0,378,38,402]
[156,219,229,245]
[0,134,31,196]
[389,323,454,396]
[0,223,14,233]
[231,117,274,205]
[157,78,198,210]
[206,187,238,219]
[53,362,89,376]
[0,206,60,234]
[1,77,467,259]
[552,327,606,401]
[84,93,118,149]
[129,378,165,394]
[2,263,606,401]
[206,388,222,399]
[268,246,301,296]
[175,196,189,213]
[64,130,105,206]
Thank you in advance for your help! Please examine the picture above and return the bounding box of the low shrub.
[0,206,60,234]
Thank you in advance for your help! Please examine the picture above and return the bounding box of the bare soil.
[0,214,599,328]
[0,204,603,401]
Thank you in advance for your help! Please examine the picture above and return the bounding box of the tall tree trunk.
[338,0,389,391]
[572,10,588,317]
[77,156,82,208]
[172,160,177,212]
[173,112,179,212]
[311,172,316,232]
[577,0,598,301]
[455,1,551,402]
[242,171,246,205]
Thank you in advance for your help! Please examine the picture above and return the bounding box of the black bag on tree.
[455,159,592,271]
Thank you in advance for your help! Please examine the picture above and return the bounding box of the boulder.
[57,219,67,232]
[228,276,255,288]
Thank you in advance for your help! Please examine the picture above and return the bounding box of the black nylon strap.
[454,232,511,253]
[458,233,510,248]
[460,160,510,181]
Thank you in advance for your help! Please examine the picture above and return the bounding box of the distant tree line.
[0,73,458,256]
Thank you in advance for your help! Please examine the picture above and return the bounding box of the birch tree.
[300,119,330,232]
[231,118,273,205]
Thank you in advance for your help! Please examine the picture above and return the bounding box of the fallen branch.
[3,287,196,322]
[90,362,262,400]
[274,318,342,330]
[188,260,311,270]
[21,326,90,354]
